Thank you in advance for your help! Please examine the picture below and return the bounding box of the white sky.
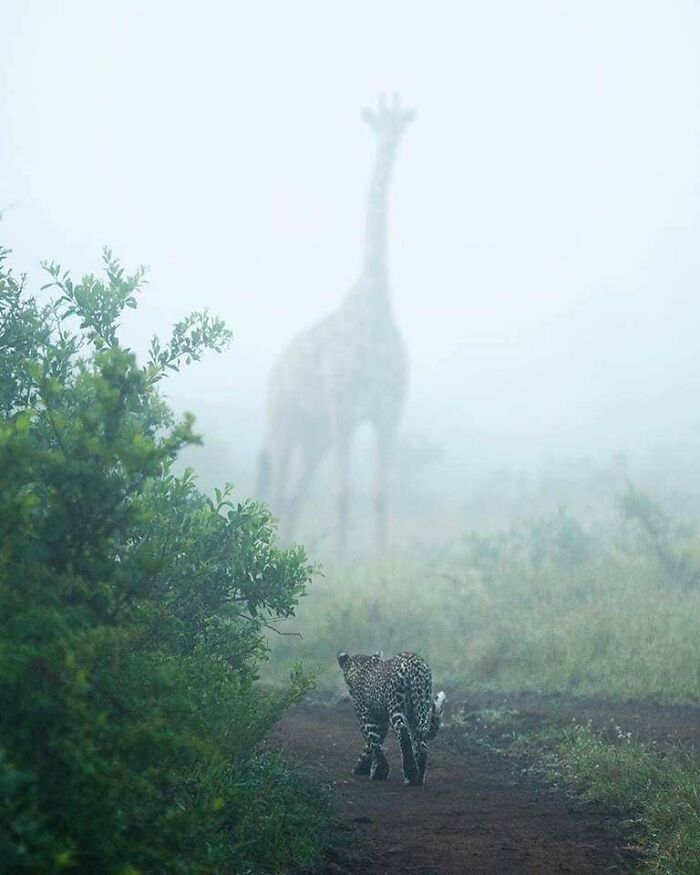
[3,1,700,467]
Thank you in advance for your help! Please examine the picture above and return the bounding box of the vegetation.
[0,248,334,874]
[457,706,700,875]
[4,241,700,873]
[264,491,700,872]
[269,504,700,703]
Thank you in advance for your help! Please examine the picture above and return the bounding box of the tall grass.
[268,504,700,703]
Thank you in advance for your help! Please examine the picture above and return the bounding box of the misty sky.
[3,1,700,470]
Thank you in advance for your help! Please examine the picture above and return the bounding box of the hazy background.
[3,0,700,551]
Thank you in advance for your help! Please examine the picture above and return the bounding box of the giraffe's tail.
[257,447,270,501]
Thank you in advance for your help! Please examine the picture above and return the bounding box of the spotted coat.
[337,651,446,785]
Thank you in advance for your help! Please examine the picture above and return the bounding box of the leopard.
[337,650,446,785]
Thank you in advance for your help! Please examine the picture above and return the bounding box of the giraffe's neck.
[362,139,398,290]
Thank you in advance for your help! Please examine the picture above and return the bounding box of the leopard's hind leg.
[354,714,390,780]
[414,737,428,784]
[369,720,390,780]
[414,691,447,783]
[389,699,419,784]
[353,742,372,776]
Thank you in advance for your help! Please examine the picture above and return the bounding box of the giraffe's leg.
[256,447,271,502]
[285,442,322,541]
[374,423,396,553]
[334,436,351,559]
[270,443,293,527]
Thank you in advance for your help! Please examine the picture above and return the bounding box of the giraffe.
[258,94,412,556]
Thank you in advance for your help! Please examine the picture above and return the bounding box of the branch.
[232,611,303,638]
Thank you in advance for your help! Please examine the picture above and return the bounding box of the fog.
[4,1,700,548]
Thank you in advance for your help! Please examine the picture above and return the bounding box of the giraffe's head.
[362,93,414,146]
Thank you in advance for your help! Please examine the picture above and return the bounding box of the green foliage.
[619,482,700,589]
[464,506,595,592]
[0,248,331,874]
[268,505,700,703]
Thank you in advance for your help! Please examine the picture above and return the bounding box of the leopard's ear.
[337,652,350,670]
[373,650,383,659]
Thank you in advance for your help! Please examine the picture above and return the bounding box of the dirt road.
[272,700,637,875]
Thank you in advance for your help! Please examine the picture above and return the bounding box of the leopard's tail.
[408,657,446,740]
[425,690,447,740]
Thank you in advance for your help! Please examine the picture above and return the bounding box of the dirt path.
[272,700,636,875]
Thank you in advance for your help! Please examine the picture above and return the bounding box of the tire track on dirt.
[272,700,636,874]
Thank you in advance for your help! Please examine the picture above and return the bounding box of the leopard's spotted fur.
[337,651,446,785]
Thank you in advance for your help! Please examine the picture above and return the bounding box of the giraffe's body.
[259,96,412,555]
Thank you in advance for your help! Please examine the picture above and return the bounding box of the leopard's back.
[340,650,434,737]
[337,649,446,785]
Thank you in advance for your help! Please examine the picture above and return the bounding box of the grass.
[192,462,699,866]
[224,751,338,873]
[266,529,700,702]
[457,707,700,875]
[264,500,700,871]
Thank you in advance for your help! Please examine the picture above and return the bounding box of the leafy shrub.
[619,482,700,589]
[464,507,595,593]
[0,248,332,874]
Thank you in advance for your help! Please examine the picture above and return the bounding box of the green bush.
[619,483,700,589]
[0,248,332,874]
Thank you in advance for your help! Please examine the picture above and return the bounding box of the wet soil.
[272,699,641,874]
